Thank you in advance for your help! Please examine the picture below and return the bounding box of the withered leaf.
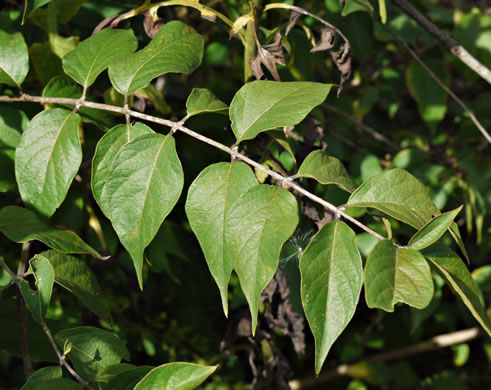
[249,32,286,81]
[286,11,302,36]
[143,10,164,38]
[310,26,336,52]
[331,43,352,96]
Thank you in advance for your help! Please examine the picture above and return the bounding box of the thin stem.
[390,0,491,85]
[322,103,401,151]
[0,258,19,284]
[0,94,387,242]
[385,25,491,145]
[289,327,483,389]
[17,242,33,380]
[42,324,93,389]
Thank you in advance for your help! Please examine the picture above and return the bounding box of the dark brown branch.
[289,327,483,389]
[390,0,491,85]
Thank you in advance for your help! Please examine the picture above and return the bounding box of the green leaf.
[40,250,110,319]
[342,0,374,16]
[297,150,356,193]
[63,29,137,89]
[267,130,296,164]
[22,0,53,24]
[102,133,184,288]
[224,185,299,334]
[134,363,217,390]
[20,366,62,390]
[95,363,135,383]
[19,255,54,324]
[185,88,228,118]
[106,366,153,390]
[378,0,387,24]
[185,162,258,316]
[0,30,29,87]
[22,378,82,390]
[449,222,470,264]
[92,123,154,217]
[0,206,103,259]
[42,76,115,130]
[229,81,333,143]
[0,104,28,149]
[423,244,491,337]
[365,240,434,311]
[108,21,204,96]
[0,150,17,193]
[347,168,440,229]
[55,326,130,382]
[300,221,363,375]
[409,206,463,250]
[15,108,82,217]
[406,60,450,130]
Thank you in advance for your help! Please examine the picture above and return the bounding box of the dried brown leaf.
[286,10,301,36]
[143,10,164,38]
[250,32,286,81]
[331,43,352,96]
[310,26,336,52]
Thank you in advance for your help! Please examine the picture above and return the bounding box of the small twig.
[385,25,491,145]
[0,94,387,242]
[289,327,483,389]
[42,324,93,389]
[322,103,401,151]
[390,0,491,85]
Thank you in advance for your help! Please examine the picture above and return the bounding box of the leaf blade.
[297,150,355,192]
[185,162,258,316]
[63,29,138,89]
[224,184,299,334]
[229,81,333,142]
[0,30,29,87]
[409,206,463,250]
[15,108,82,217]
[102,133,184,288]
[347,168,440,229]
[300,221,362,374]
[134,362,217,390]
[108,21,204,96]
[0,206,103,259]
[185,88,228,117]
[364,240,434,311]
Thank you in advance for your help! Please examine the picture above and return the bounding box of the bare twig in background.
[391,0,491,85]
[289,327,483,389]
[386,25,491,145]
[322,103,402,151]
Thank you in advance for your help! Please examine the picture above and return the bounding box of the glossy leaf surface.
[224,185,298,333]
[15,108,82,217]
[63,29,137,89]
[365,240,434,311]
[0,30,29,87]
[102,133,184,288]
[300,222,362,374]
[347,168,439,229]
[229,81,332,142]
[134,363,217,390]
[109,21,204,96]
[40,250,110,319]
[409,206,463,250]
[92,123,154,217]
[55,326,130,381]
[185,88,228,117]
[186,162,257,316]
[106,366,153,390]
[0,206,103,259]
[424,244,491,337]
[297,150,356,192]
[19,255,54,324]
